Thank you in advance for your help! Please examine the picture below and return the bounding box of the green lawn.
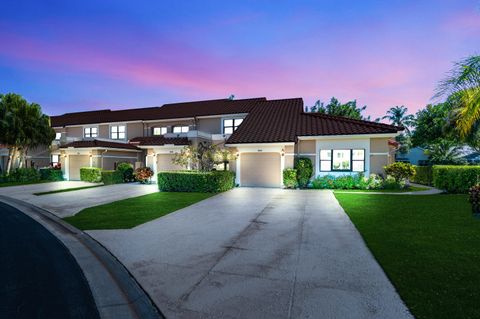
[64,192,214,230]
[34,184,103,195]
[0,180,51,188]
[334,193,480,319]
[334,185,430,193]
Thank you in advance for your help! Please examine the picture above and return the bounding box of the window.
[153,127,167,135]
[51,154,59,165]
[55,132,62,140]
[332,150,351,171]
[84,127,98,138]
[111,125,126,139]
[223,118,243,134]
[352,149,365,172]
[319,149,365,172]
[173,126,189,133]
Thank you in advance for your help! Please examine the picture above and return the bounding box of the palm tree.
[382,105,415,132]
[435,55,480,138]
[424,139,465,165]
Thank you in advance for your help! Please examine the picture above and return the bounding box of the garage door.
[240,152,281,187]
[69,155,90,180]
[157,154,183,171]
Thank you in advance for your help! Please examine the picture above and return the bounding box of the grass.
[34,185,103,196]
[64,192,214,230]
[334,185,430,193]
[0,180,51,188]
[334,193,480,319]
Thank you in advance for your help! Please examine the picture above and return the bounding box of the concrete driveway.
[88,188,412,319]
[0,181,158,217]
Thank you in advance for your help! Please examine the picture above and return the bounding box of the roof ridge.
[303,112,403,130]
[162,97,267,106]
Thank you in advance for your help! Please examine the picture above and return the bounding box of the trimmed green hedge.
[80,167,102,183]
[7,168,41,182]
[101,170,124,185]
[39,168,64,181]
[433,165,480,193]
[157,171,235,192]
[412,166,433,186]
[283,168,298,189]
[294,157,313,188]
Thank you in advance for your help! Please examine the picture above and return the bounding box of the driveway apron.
[88,188,412,319]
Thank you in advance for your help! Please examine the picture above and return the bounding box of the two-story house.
[50,97,402,187]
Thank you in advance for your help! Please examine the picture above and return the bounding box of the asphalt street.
[0,201,99,319]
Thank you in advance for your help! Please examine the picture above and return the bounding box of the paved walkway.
[0,181,158,217]
[89,188,412,319]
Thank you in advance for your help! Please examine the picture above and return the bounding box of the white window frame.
[172,126,189,133]
[83,126,98,138]
[110,124,126,140]
[153,127,168,136]
[222,118,244,135]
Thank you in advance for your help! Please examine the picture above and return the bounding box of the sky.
[0,0,479,119]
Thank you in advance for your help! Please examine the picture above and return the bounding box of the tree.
[435,55,480,138]
[0,93,55,173]
[411,103,455,147]
[424,139,465,165]
[308,97,367,120]
[172,142,223,171]
[382,105,415,133]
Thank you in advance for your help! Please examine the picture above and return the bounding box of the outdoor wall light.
[281,148,285,157]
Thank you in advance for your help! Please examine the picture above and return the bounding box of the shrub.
[116,162,134,182]
[382,176,404,189]
[7,168,41,182]
[135,167,154,184]
[157,171,235,192]
[433,165,480,193]
[384,162,416,183]
[311,173,387,190]
[283,168,298,189]
[80,167,102,183]
[39,168,64,181]
[294,157,313,188]
[101,170,124,185]
[468,184,480,217]
[411,166,433,186]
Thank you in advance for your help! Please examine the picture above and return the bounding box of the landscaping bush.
[433,165,480,193]
[283,168,298,189]
[157,171,235,192]
[135,167,154,184]
[311,173,392,190]
[101,170,124,185]
[468,184,480,217]
[39,168,64,181]
[116,162,134,182]
[384,162,416,183]
[80,167,102,183]
[7,168,41,182]
[294,157,313,188]
[411,166,433,186]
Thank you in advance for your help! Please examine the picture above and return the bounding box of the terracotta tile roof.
[60,139,140,150]
[226,98,303,144]
[129,136,190,146]
[226,98,403,144]
[296,113,403,137]
[50,98,266,127]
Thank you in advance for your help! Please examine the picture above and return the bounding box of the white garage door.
[240,152,281,187]
[157,154,183,171]
[69,155,90,180]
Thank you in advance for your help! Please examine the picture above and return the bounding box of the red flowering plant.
[135,167,154,184]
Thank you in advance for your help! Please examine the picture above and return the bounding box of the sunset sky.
[0,0,479,118]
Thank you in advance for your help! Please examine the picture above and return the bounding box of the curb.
[0,195,165,319]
